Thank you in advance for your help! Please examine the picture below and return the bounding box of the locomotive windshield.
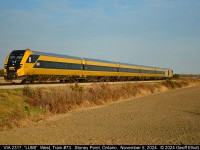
[8,50,25,61]
[9,55,23,60]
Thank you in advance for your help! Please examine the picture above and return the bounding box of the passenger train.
[3,49,173,83]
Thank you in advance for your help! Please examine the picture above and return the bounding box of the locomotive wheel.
[30,80,34,83]
[21,79,26,84]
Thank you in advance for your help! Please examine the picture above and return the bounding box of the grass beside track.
[0,78,200,130]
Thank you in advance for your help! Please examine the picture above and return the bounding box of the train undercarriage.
[4,74,166,84]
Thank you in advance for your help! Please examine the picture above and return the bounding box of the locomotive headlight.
[4,64,7,69]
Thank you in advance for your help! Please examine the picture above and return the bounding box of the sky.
[0,0,200,74]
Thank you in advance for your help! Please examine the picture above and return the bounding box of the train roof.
[140,65,167,70]
[33,51,116,64]
[30,50,170,70]
[33,51,82,60]
[83,57,116,64]
[117,62,169,70]
[118,62,139,67]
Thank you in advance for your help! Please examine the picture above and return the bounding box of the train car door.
[81,58,86,78]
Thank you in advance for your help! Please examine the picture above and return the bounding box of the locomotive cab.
[4,49,40,83]
[4,50,25,80]
[3,49,34,82]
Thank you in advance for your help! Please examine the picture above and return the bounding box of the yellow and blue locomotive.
[4,49,173,83]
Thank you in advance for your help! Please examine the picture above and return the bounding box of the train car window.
[84,65,117,72]
[26,56,32,63]
[155,71,165,74]
[26,55,40,63]
[146,70,165,74]
[29,56,32,63]
[140,70,151,74]
[33,55,39,62]
[34,60,82,70]
[119,67,139,73]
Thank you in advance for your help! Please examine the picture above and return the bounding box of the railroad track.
[0,81,84,89]
[0,82,66,86]
[0,80,165,89]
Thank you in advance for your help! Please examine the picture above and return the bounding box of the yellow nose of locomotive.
[4,50,26,82]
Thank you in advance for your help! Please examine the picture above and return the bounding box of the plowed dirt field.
[0,86,200,145]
